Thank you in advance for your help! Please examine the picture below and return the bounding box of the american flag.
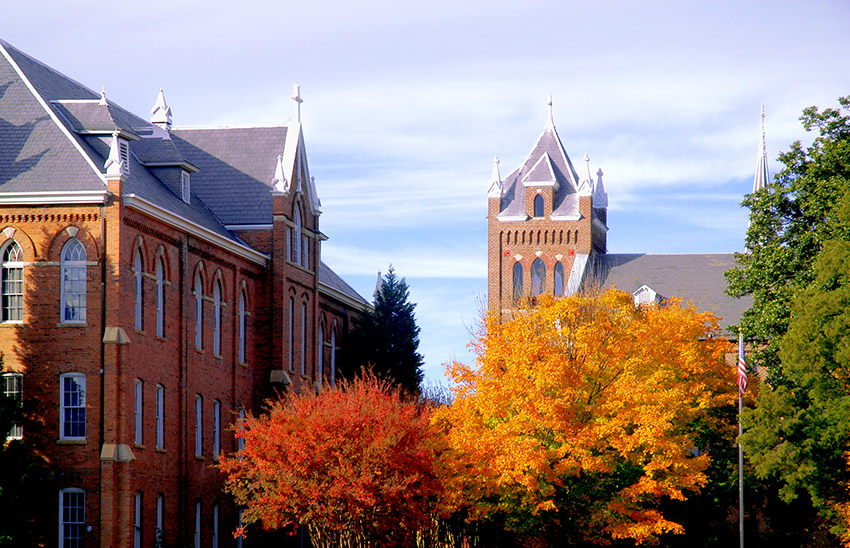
[737,346,748,393]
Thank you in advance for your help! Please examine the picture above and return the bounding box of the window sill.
[57,439,87,445]
[213,353,223,360]
[194,348,204,355]
[194,455,205,461]
[134,443,145,450]
[134,329,145,336]
[57,322,88,328]
[0,321,23,327]
[238,361,248,368]
[156,447,166,454]
[155,335,166,342]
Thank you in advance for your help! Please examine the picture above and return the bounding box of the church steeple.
[753,104,769,193]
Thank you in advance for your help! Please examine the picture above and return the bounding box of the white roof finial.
[546,95,554,128]
[98,86,108,106]
[104,131,124,177]
[487,155,502,198]
[150,88,172,131]
[593,167,608,208]
[291,84,303,123]
[753,104,769,193]
[271,154,289,194]
[582,153,592,182]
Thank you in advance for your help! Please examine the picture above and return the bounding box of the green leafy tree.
[728,97,850,543]
[349,266,424,394]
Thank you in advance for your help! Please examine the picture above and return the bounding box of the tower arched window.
[238,290,246,364]
[194,273,203,350]
[288,298,294,370]
[1,240,23,322]
[531,258,545,296]
[134,250,144,331]
[301,302,307,376]
[330,328,337,387]
[512,262,523,303]
[533,195,544,217]
[554,261,565,296]
[317,322,325,381]
[213,280,222,355]
[293,206,302,266]
[61,238,86,323]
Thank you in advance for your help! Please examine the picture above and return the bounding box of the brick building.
[488,101,749,333]
[0,39,367,547]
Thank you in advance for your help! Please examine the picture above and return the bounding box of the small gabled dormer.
[180,169,191,203]
[633,284,662,306]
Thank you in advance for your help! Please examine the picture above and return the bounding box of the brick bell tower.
[487,98,608,317]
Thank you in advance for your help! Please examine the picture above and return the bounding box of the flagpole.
[738,331,745,548]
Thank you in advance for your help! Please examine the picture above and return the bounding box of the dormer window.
[533,195,544,218]
[181,170,191,203]
[633,285,661,306]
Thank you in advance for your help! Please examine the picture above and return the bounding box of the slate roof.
[319,261,369,306]
[171,126,285,226]
[597,253,751,335]
[499,123,583,219]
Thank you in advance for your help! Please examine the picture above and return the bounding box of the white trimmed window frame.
[155,258,165,337]
[134,379,143,446]
[134,491,142,548]
[155,384,164,450]
[194,395,203,457]
[194,501,201,548]
[181,170,191,203]
[60,238,87,323]
[1,240,23,323]
[3,372,22,439]
[59,488,85,548]
[59,373,86,440]
[317,322,324,381]
[288,298,294,371]
[213,503,220,548]
[213,281,222,356]
[238,290,246,364]
[213,399,221,459]
[194,274,203,350]
[155,494,164,543]
[134,250,144,331]
[300,302,307,376]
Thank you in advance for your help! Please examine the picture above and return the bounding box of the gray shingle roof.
[171,127,285,226]
[499,124,582,218]
[319,261,368,306]
[597,253,751,334]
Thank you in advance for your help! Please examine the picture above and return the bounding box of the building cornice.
[319,282,369,312]
[122,195,268,266]
[0,190,109,205]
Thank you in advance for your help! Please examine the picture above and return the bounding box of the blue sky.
[4,0,849,383]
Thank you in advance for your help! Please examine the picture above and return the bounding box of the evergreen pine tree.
[348,266,424,394]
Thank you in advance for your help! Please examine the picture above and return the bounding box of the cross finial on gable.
[546,95,554,128]
[291,84,303,123]
[99,86,108,106]
[150,88,172,131]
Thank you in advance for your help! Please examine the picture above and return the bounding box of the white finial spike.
[271,154,289,194]
[488,155,503,198]
[150,88,172,131]
[546,95,554,128]
[291,84,303,123]
[753,104,769,193]
[104,131,124,176]
[98,86,108,106]
[582,153,592,183]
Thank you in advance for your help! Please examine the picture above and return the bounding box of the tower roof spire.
[545,94,554,129]
[753,104,769,193]
[291,84,303,124]
[488,155,502,198]
[150,88,172,131]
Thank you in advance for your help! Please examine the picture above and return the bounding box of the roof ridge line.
[0,41,107,186]
[172,124,287,130]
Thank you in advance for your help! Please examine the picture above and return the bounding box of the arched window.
[237,407,245,452]
[554,261,565,296]
[134,491,142,548]
[134,250,144,331]
[330,328,337,387]
[533,195,544,217]
[194,395,203,457]
[513,262,523,303]
[61,238,86,323]
[194,273,203,350]
[238,290,246,364]
[301,302,307,376]
[2,240,23,322]
[317,322,325,381]
[531,258,545,296]
[288,298,294,370]
[213,399,221,459]
[156,258,165,337]
[293,206,302,266]
[213,280,222,355]
[155,384,164,450]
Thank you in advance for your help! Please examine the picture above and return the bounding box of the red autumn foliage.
[219,375,442,548]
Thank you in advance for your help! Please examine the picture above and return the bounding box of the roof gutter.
[318,282,370,312]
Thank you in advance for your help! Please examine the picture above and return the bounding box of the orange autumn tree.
[432,290,737,546]
[219,375,442,548]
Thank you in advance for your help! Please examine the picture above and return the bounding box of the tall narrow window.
[512,262,523,303]
[133,492,142,548]
[303,235,309,268]
[238,290,246,364]
[301,302,307,376]
[213,504,220,548]
[155,385,164,450]
[181,170,191,203]
[554,261,565,296]
[60,373,86,440]
[237,509,244,548]
[155,494,164,543]
[155,495,164,544]
[317,322,325,381]
[213,399,221,459]
[330,329,337,387]
[293,207,302,266]
[194,502,201,548]
[531,258,545,297]
[533,194,544,217]
[237,407,245,452]
[2,373,22,439]
[61,239,86,323]
[134,250,144,331]
[213,280,222,356]
[1,240,23,322]
[194,274,203,350]
[288,298,294,371]
[59,488,85,548]
[156,258,165,337]
[194,395,203,457]
[134,379,143,446]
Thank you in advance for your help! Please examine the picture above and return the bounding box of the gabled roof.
[171,126,286,226]
[497,121,582,220]
[319,260,368,308]
[597,253,751,335]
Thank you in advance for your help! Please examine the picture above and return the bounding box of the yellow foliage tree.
[432,290,737,545]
